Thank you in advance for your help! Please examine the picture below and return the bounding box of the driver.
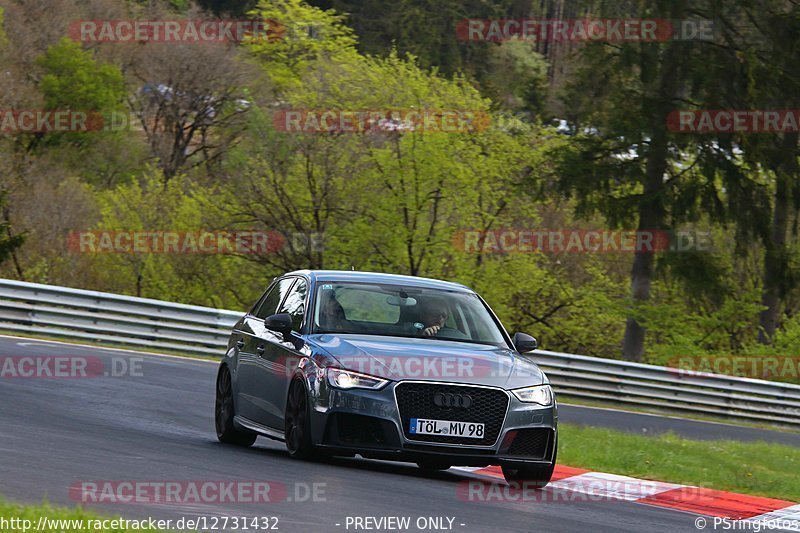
[419,298,449,337]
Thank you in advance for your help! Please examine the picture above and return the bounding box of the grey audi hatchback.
[215,270,558,485]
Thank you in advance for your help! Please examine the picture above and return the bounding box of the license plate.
[409,418,484,439]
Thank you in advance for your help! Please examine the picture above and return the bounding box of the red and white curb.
[454,464,800,529]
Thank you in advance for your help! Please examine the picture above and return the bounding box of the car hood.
[308,334,546,389]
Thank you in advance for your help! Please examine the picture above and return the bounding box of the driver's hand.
[423,325,441,336]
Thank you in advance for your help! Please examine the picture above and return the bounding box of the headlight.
[511,384,553,406]
[327,368,388,390]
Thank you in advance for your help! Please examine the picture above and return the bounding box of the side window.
[255,278,295,320]
[250,282,275,315]
[277,279,307,332]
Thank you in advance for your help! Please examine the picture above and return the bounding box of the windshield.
[311,282,507,346]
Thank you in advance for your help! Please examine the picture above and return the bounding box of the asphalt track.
[1,335,796,533]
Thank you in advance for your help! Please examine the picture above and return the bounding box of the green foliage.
[37,39,125,112]
[0,6,7,49]
[481,41,548,114]
[32,38,135,180]
[85,168,265,308]
[246,0,359,92]
[308,0,523,78]
[2,0,800,374]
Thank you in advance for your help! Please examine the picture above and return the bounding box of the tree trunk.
[621,126,668,361]
[620,29,682,361]
[758,132,799,343]
[2,207,24,280]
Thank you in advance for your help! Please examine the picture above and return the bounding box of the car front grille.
[395,382,509,446]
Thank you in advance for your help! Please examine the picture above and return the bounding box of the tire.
[284,378,317,459]
[501,438,557,488]
[501,463,555,487]
[416,461,451,471]
[215,366,257,446]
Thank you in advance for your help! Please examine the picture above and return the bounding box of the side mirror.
[513,332,538,353]
[265,313,294,337]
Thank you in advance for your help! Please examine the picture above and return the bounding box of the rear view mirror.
[265,313,293,336]
[386,295,417,306]
[513,332,538,353]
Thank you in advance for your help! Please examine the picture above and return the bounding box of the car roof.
[284,270,474,292]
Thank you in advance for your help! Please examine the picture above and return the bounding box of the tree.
[733,3,800,344]
[0,190,25,272]
[235,0,549,283]
[37,38,125,112]
[127,26,255,183]
[677,0,800,344]
[246,0,359,93]
[551,0,720,361]
[307,0,534,78]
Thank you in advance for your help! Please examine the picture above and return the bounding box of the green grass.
[0,501,169,532]
[558,423,800,502]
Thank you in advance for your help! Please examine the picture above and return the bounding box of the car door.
[248,277,309,430]
[236,277,296,425]
[269,277,309,426]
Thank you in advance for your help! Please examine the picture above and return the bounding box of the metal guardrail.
[532,350,800,427]
[0,279,240,356]
[1,278,799,427]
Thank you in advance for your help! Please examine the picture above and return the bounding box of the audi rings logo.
[433,392,473,409]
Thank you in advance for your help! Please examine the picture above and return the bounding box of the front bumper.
[306,378,558,467]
